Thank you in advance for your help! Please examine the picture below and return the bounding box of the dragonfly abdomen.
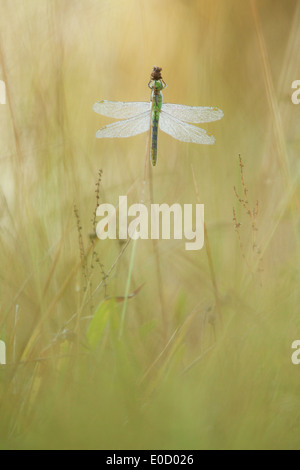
[151,110,159,166]
[150,91,163,167]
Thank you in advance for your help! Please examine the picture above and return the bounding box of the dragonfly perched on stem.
[93,66,223,167]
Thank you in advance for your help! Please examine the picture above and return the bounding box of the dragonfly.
[93,66,223,167]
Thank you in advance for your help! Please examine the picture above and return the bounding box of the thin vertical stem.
[118,132,151,339]
[149,164,167,339]
[119,238,138,339]
[191,166,222,323]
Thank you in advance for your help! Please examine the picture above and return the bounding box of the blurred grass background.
[0,0,300,450]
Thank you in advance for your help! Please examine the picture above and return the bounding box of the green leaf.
[86,299,115,350]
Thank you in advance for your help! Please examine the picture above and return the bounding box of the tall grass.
[0,0,300,450]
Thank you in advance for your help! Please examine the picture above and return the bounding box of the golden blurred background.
[0,0,300,450]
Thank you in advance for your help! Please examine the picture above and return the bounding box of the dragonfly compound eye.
[151,66,163,81]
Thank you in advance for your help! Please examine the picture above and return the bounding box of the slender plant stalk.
[118,132,150,339]
[191,165,222,323]
[118,238,138,339]
[149,164,167,339]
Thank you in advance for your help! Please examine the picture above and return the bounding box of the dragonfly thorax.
[148,80,166,93]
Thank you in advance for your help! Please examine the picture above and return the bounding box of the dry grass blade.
[250,0,291,187]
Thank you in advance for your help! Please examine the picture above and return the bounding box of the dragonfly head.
[148,66,167,92]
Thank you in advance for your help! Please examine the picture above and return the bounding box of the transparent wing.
[93,100,150,119]
[159,111,216,144]
[96,111,151,139]
[161,103,224,123]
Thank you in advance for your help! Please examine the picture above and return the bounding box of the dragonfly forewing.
[96,111,151,139]
[161,103,224,123]
[93,100,150,119]
[159,111,216,144]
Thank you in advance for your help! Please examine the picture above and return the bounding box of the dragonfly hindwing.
[96,111,151,139]
[159,111,216,144]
